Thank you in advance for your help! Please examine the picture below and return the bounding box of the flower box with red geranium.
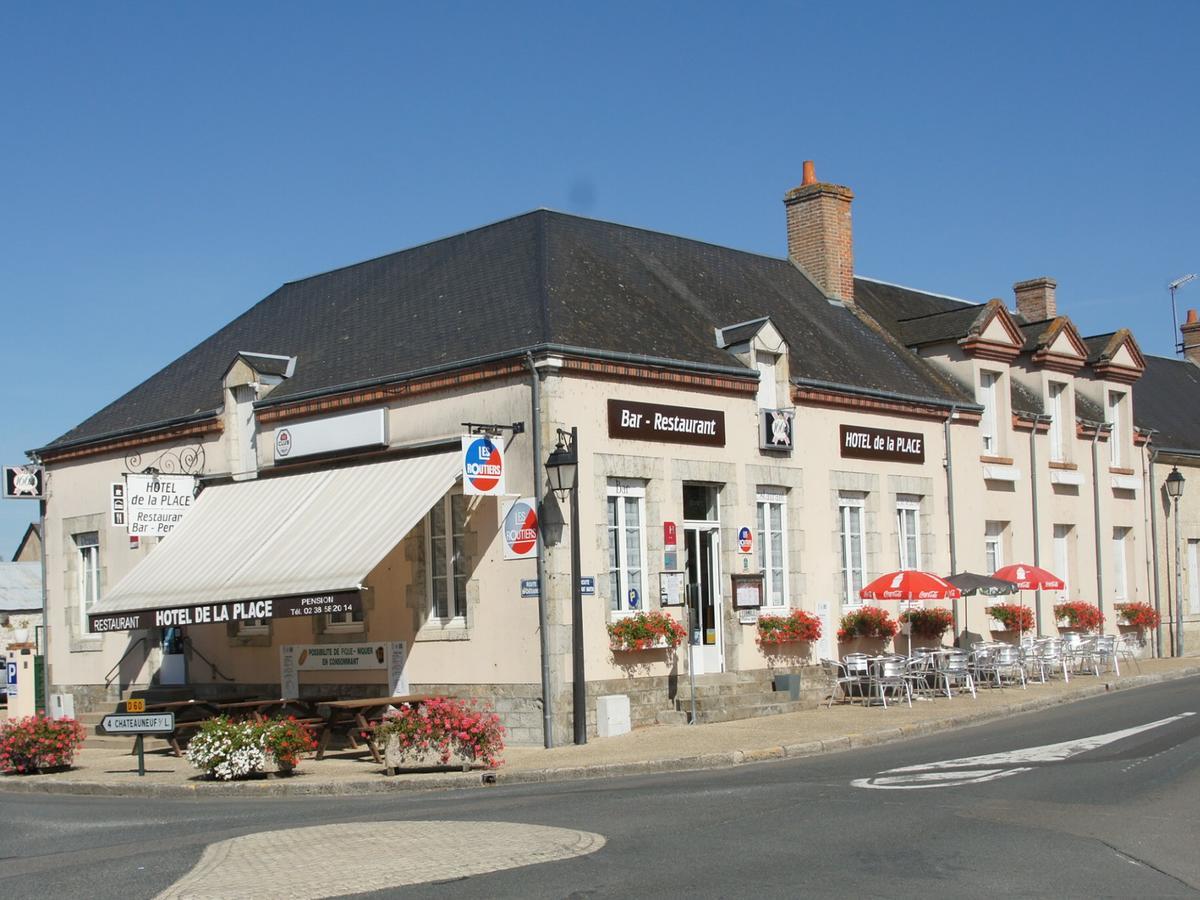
[756,610,822,646]
[607,610,686,652]
[375,697,505,773]
[0,715,86,775]
[836,606,898,641]
[1053,601,1104,631]
[986,603,1035,632]
[899,607,954,641]
[1115,602,1160,630]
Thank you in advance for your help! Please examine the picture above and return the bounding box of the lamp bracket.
[462,421,525,437]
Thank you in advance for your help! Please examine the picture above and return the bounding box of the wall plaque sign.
[607,399,725,447]
[839,424,925,464]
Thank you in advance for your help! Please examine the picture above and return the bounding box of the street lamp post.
[546,427,586,745]
[1165,466,1185,656]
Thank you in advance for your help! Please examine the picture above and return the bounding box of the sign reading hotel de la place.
[607,399,726,447]
[839,424,925,463]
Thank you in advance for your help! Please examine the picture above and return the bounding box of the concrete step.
[679,695,822,724]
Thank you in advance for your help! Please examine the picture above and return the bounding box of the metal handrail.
[103,636,148,689]
[184,637,235,682]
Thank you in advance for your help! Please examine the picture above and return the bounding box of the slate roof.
[44,211,971,451]
[1135,356,1200,452]
[895,306,990,347]
[0,562,40,612]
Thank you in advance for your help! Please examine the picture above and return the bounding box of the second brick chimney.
[1013,277,1057,322]
[784,161,855,305]
[1182,308,1200,366]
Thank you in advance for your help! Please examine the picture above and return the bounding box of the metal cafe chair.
[820,659,861,708]
[1030,638,1070,684]
[869,657,912,709]
[936,650,976,699]
[992,645,1027,689]
[1091,635,1120,676]
[1113,633,1142,674]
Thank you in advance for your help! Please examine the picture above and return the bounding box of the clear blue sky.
[2,2,1198,556]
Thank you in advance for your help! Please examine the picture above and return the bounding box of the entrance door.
[683,484,723,674]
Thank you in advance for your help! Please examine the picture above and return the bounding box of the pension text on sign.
[88,591,362,633]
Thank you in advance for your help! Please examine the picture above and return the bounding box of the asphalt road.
[2,676,1199,899]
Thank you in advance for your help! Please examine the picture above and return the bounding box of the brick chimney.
[1013,277,1057,322]
[784,161,855,305]
[1182,308,1200,365]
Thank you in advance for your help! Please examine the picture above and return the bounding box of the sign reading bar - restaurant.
[839,424,925,464]
[88,590,362,633]
[607,399,725,447]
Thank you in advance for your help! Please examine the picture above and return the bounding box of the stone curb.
[3,664,1197,800]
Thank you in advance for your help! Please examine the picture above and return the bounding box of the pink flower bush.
[374,697,505,769]
[0,715,86,774]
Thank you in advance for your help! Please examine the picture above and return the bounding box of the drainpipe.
[1091,424,1112,626]
[1028,414,1049,636]
[1146,440,1164,657]
[943,406,960,640]
[525,352,554,749]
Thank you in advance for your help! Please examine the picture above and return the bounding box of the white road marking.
[853,711,1196,790]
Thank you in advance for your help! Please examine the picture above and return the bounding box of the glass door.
[683,484,723,674]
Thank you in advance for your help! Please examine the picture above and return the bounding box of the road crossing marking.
[852,711,1196,790]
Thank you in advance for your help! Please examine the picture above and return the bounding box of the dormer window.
[1107,390,1126,467]
[978,371,1000,454]
[756,352,779,409]
[1048,381,1067,463]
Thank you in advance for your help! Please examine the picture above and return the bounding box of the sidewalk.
[3,658,1198,798]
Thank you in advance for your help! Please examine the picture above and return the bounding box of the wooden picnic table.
[213,697,330,721]
[313,695,438,765]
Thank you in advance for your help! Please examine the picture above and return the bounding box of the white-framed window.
[1188,540,1200,615]
[75,532,100,631]
[978,370,1000,453]
[756,352,779,409]
[896,495,922,570]
[838,493,866,606]
[984,521,1006,575]
[1112,526,1130,602]
[607,480,647,612]
[425,492,468,624]
[238,618,269,636]
[1053,524,1073,600]
[1108,390,1125,467]
[757,489,788,608]
[1048,381,1067,463]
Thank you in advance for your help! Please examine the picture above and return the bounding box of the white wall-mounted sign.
[502,496,539,559]
[461,435,506,496]
[125,474,196,537]
[279,641,407,699]
[273,408,387,462]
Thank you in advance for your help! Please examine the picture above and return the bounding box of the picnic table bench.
[313,695,438,766]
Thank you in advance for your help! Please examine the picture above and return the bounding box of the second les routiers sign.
[840,424,925,463]
[607,399,726,447]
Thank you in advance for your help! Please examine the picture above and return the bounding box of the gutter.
[1027,413,1050,635]
[791,377,982,413]
[1146,436,1164,656]
[29,409,221,460]
[943,405,960,642]
[1091,424,1113,623]
[255,344,759,410]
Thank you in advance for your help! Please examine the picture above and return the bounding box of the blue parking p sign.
[7,660,17,693]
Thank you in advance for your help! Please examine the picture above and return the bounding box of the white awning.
[88,451,460,632]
